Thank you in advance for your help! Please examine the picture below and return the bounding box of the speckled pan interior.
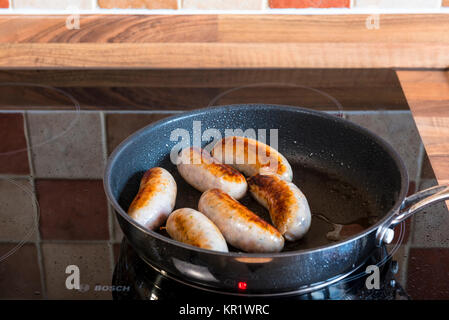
[107,104,406,252]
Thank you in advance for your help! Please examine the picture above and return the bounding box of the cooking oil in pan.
[283,165,379,251]
[154,164,379,252]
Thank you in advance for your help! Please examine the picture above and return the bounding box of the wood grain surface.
[0,15,218,43]
[397,71,449,187]
[1,15,448,44]
[0,14,448,68]
[0,42,447,68]
[217,15,449,43]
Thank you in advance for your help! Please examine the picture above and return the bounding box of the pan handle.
[376,184,449,246]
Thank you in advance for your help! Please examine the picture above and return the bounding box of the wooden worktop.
[0,14,448,68]
[397,71,449,186]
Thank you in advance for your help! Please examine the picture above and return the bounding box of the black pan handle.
[376,184,449,246]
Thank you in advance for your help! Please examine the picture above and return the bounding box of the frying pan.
[104,104,449,296]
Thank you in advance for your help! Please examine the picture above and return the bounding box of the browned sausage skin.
[198,189,284,253]
[248,174,311,241]
[166,208,228,253]
[211,136,293,181]
[128,167,177,230]
[177,147,247,199]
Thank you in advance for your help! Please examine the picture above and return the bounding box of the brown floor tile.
[42,243,112,300]
[106,112,176,154]
[0,178,38,242]
[36,179,109,240]
[27,112,104,178]
[0,243,42,299]
[407,248,449,299]
[0,113,30,175]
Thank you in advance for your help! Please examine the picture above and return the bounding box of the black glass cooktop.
[112,239,409,301]
[0,68,442,301]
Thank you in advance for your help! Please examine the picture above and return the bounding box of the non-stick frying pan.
[104,104,449,296]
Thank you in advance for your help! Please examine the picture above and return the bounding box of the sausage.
[177,147,247,199]
[128,167,177,230]
[248,174,311,241]
[211,136,293,181]
[166,208,228,253]
[198,189,284,253]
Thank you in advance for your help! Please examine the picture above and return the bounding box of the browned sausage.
[177,147,247,199]
[128,167,177,230]
[248,174,311,241]
[198,189,284,253]
[166,208,228,252]
[211,136,293,181]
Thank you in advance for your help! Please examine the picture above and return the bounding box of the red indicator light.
[238,281,247,290]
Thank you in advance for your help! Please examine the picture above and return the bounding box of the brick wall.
[0,0,447,11]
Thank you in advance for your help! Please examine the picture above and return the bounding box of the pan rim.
[103,104,409,258]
